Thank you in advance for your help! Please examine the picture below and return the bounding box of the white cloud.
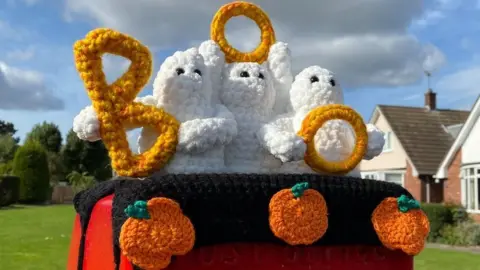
[102,54,131,84]
[23,0,40,6]
[423,44,446,72]
[0,62,64,110]
[7,0,40,7]
[6,46,35,61]
[0,20,33,41]
[436,66,480,103]
[64,0,443,88]
[412,0,464,28]
[460,37,473,51]
[403,93,421,101]
[413,10,445,28]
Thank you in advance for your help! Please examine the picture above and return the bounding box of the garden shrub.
[0,162,13,175]
[12,140,51,203]
[448,205,470,224]
[0,175,20,207]
[421,203,453,241]
[440,222,480,246]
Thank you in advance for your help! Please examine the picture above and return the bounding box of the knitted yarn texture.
[72,28,179,177]
[257,66,385,175]
[137,45,237,174]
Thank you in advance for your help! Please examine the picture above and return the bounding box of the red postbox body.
[68,195,414,270]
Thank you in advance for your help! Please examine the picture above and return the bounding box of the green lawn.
[0,205,479,270]
[0,204,75,270]
[415,248,480,270]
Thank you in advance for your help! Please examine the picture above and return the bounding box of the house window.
[361,171,404,187]
[384,173,403,186]
[462,166,480,212]
[362,172,379,180]
[383,131,392,152]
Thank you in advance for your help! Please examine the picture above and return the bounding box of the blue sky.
[0,0,479,145]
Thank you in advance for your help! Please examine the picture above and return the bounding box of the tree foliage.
[0,135,19,163]
[0,120,19,143]
[62,129,112,181]
[12,140,51,203]
[47,152,66,184]
[25,121,62,153]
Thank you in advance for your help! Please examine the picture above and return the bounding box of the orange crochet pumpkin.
[119,197,195,270]
[269,182,328,245]
[371,195,430,255]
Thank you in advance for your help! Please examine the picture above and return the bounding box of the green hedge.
[12,140,51,203]
[0,175,20,207]
[421,203,470,242]
[440,222,480,246]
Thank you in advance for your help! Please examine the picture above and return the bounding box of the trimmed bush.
[12,140,51,203]
[0,175,20,207]
[440,222,480,246]
[0,161,13,175]
[421,203,454,241]
[422,203,471,243]
[447,204,470,224]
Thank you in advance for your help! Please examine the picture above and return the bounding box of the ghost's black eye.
[329,79,336,86]
[194,69,202,76]
[258,72,264,79]
[176,68,185,75]
[310,75,319,83]
[240,71,250,78]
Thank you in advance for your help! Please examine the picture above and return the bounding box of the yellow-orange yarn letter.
[210,1,276,63]
[73,28,179,178]
[297,104,368,175]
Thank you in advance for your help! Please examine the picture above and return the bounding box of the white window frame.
[461,165,480,214]
[383,171,405,187]
[382,131,393,152]
[361,172,380,180]
[361,170,405,187]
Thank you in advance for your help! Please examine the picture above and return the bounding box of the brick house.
[359,89,480,222]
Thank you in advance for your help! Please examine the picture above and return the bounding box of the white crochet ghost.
[73,45,237,174]
[136,46,237,173]
[268,42,294,115]
[218,41,293,173]
[257,66,385,176]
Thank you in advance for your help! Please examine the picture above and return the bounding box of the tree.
[62,129,86,174]
[0,134,18,175]
[0,120,19,143]
[62,129,112,181]
[0,135,19,163]
[25,121,62,153]
[47,152,66,184]
[12,140,51,203]
[67,171,95,195]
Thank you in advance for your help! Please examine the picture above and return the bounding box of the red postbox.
[67,175,424,270]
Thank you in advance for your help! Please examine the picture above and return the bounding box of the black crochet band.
[73,174,412,270]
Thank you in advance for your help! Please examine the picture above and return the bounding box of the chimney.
[425,88,436,111]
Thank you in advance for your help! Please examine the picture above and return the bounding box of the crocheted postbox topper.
[69,2,430,270]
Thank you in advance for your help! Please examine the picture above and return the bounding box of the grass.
[0,204,75,270]
[415,248,480,270]
[1,205,480,270]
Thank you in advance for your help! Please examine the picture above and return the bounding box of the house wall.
[443,149,480,223]
[403,160,444,203]
[359,111,408,171]
[460,107,480,223]
[462,115,480,164]
[405,161,422,201]
[444,149,462,204]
